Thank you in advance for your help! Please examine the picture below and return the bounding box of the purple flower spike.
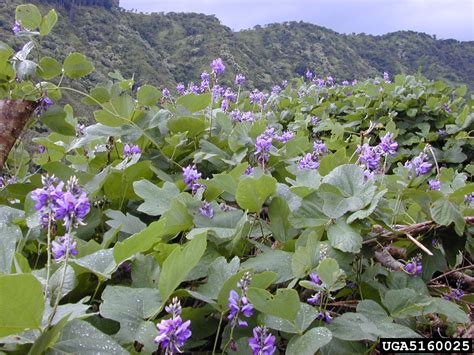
[276,130,294,143]
[199,201,214,219]
[248,326,276,355]
[227,272,253,328]
[235,73,246,86]
[51,234,78,260]
[443,288,464,301]
[405,152,432,176]
[316,311,333,323]
[383,72,391,83]
[379,133,398,156]
[404,256,422,276]
[308,292,321,305]
[309,272,323,287]
[155,297,192,354]
[12,21,21,34]
[162,88,171,98]
[123,144,141,156]
[210,58,225,75]
[305,69,313,81]
[245,166,255,175]
[465,193,474,204]
[298,153,319,170]
[428,179,441,191]
[176,83,186,95]
[36,96,54,115]
[182,164,202,189]
[358,144,381,171]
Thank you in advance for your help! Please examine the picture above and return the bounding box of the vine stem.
[44,213,53,299]
[429,265,474,283]
[47,226,72,328]
[211,312,224,355]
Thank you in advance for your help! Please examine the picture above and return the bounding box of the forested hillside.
[1,0,473,92]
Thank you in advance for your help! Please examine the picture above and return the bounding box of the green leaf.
[268,197,295,242]
[159,233,207,302]
[74,249,117,280]
[133,180,180,216]
[0,274,44,337]
[168,116,207,137]
[316,258,345,290]
[290,192,330,228]
[425,298,469,324]
[37,57,62,80]
[197,256,240,299]
[28,315,69,355]
[40,106,76,136]
[236,175,277,213]
[0,223,22,274]
[16,4,42,29]
[63,53,94,79]
[99,286,161,349]
[39,9,58,36]
[48,319,127,354]
[113,219,166,264]
[326,220,363,253]
[176,93,211,112]
[286,327,333,355]
[430,197,465,235]
[382,288,432,318]
[247,288,300,321]
[131,254,161,288]
[241,250,293,283]
[105,209,146,235]
[263,303,318,334]
[137,85,161,106]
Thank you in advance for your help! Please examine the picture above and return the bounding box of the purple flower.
[200,72,210,82]
[405,152,432,176]
[12,21,21,34]
[443,103,452,113]
[123,144,141,156]
[248,326,276,355]
[341,80,350,86]
[271,85,282,95]
[188,82,200,94]
[224,88,237,102]
[404,256,422,276]
[311,116,320,126]
[228,272,253,327]
[438,129,447,137]
[315,78,325,86]
[309,272,323,287]
[155,298,192,354]
[249,90,265,105]
[326,76,334,85]
[199,201,214,218]
[383,72,391,83]
[464,193,474,204]
[443,288,464,301]
[245,166,255,175]
[182,165,202,188]
[221,99,230,111]
[51,234,78,260]
[235,74,246,86]
[230,109,242,122]
[37,145,46,154]
[162,88,171,98]
[254,129,275,164]
[281,80,288,88]
[210,58,225,75]
[36,96,54,115]
[200,79,210,93]
[316,311,333,323]
[212,85,224,102]
[298,153,319,170]
[358,144,381,171]
[241,112,254,122]
[379,133,398,156]
[308,292,321,305]
[52,178,90,230]
[428,179,441,191]
[276,130,294,143]
[76,124,86,136]
[305,69,313,81]
[313,140,328,156]
[176,83,186,95]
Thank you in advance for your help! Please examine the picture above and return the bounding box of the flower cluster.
[464,193,474,204]
[405,151,432,176]
[235,73,246,86]
[248,326,276,355]
[298,140,328,170]
[275,130,295,143]
[35,95,54,115]
[155,298,192,354]
[199,201,214,218]
[357,133,398,177]
[316,311,333,323]
[123,144,141,156]
[428,179,441,191]
[51,234,78,260]
[210,58,225,76]
[230,109,255,123]
[228,272,254,327]
[182,164,205,194]
[254,128,276,164]
[0,175,17,189]
[31,175,90,230]
[12,21,22,34]
[404,256,422,276]
[443,288,464,301]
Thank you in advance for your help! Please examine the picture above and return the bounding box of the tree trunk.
[0,99,37,171]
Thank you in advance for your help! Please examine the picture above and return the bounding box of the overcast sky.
[120,0,474,41]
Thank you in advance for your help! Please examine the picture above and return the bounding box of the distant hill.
[1,0,473,98]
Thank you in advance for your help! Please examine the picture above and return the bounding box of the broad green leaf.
[290,192,330,228]
[0,223,22,274]
[236,175,277,213]
[137,85,161,105]
[74,249,117,279]
[41,107,76,136]
[105,209,146,235]
[316,258,345,290]
[286,327,333,355]
[268,197,295,242]
[16,4,42,29]
[247,288,300,321]
[241,250,293,283]
[197,256,240,299]
[28,315,69,355]
[64,53,94,79]
[39,9,58,36]
[47,319,127,354]
[176,93,211,112]
[159,233,207,302]
[382,288,432,318]
[99,286,161,349]
[168,116,207,137]
[263,303,318,334]
[133,180,180,216]
[37,57,62,80]
[0,274,44,337]
[430,197,465,235]
[131,254,161,288]
[424,298,469,324]
[326,220,362,253]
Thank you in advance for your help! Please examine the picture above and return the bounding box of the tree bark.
[0,99,37,171]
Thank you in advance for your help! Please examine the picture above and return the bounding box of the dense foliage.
[0,4,473,355]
